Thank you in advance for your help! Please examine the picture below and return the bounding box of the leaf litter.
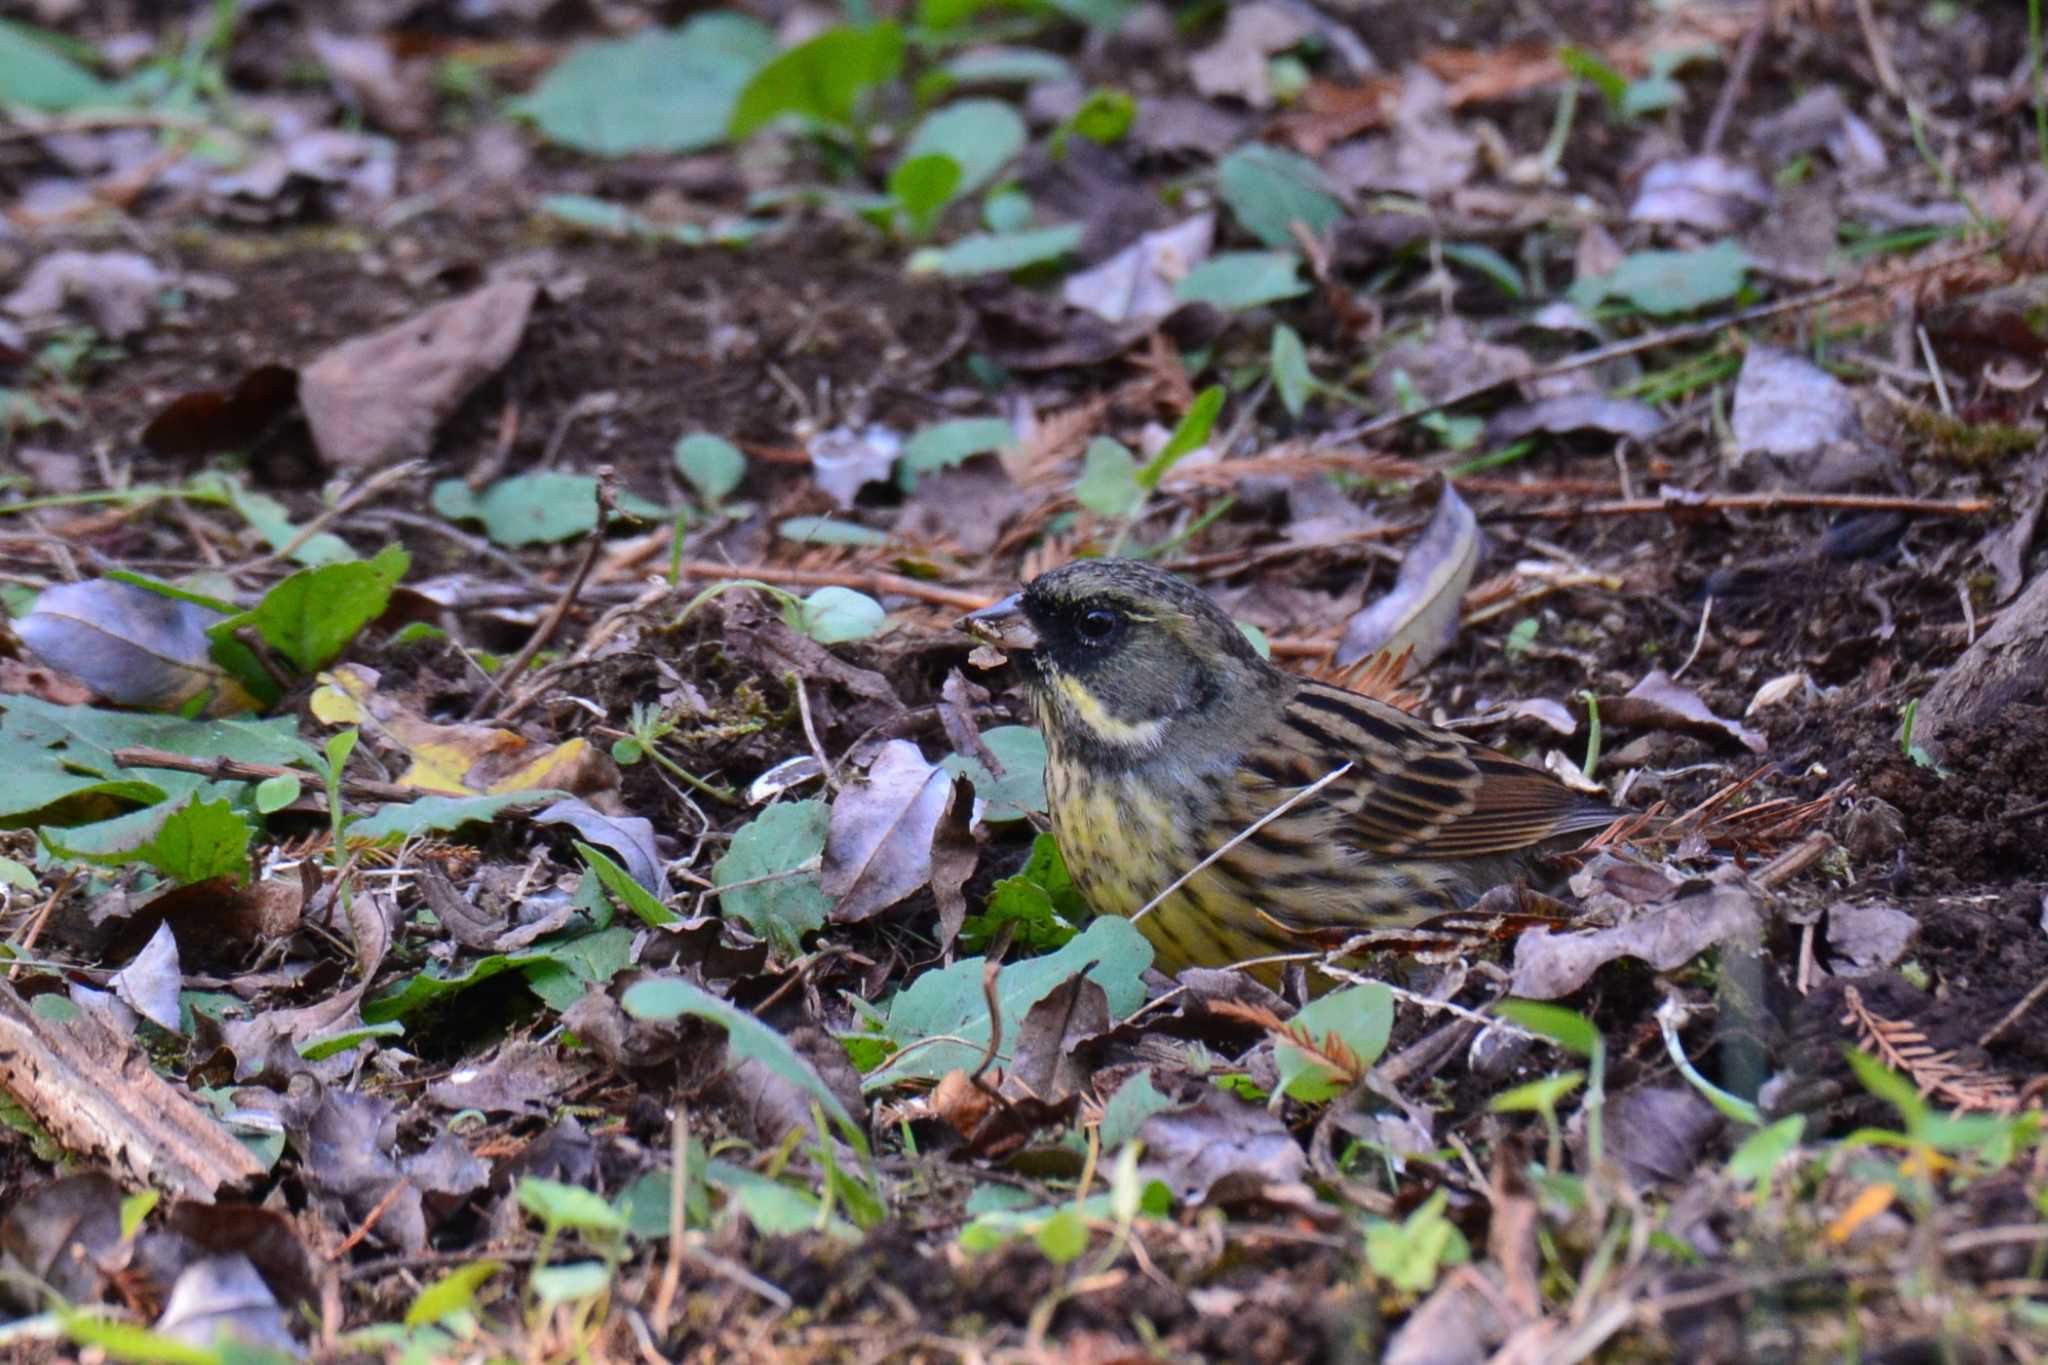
[0,1,2043,1360]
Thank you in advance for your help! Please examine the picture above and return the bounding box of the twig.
[111,746,420,804]
[473,469,616,721]
[1699,12,1765,157]
[329,1178,412,1259]
[1507,490,1991,521]
[245,460,425,573]
[675,558,993,612]
[1978,969,2048,1050]
[1131,764,1355,925]
[1318,246,2001,446]
[651,1105,689,1336]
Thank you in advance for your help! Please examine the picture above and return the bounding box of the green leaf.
[58,1311,221,1365]
[1363,1189,1468,1293]
[960,832,1085,952]
[888,153,963,237]
[938,724,1046,821]
[921,225,1083,277]
[1173,252,1309,311]
[209,477,356,567]
[713,799,830,954]
[1073,437,1142,518]
[1097,1069,1174,1151]
[252,774,301,814]
[1270,324,1315,418]
[865,916,1152,1088]
[1727,1115,1805,1192]
[43,795,254,885]
[1035,1207,1089,1264]
[940,48,1071,86]
[510,15,777,156]
[1067,88,1135,145]
[577,842,677,926]
[1496,1000,1604,1058]
[777,515,888,546]
[119,1190,158,1241]
[1216,144,1344,250]
[1557,44,1629,111]
[788,586,884,643]
[433,472,600,547]
[520,926,634,1012]
[1136,386,1224,490]
[901,98,1025,200]
[1274,983,1394,1103]
[0,21,116,112]
[729,22,905,137]
[349,791,564,842]
[899,417,1013,489]
[406,1260,504,1328]
[1569,240,1750,317]
[621,975,865,1148]
[530,1262,612,1309]
[229,544,408,673]
[0,854,38,892]
[518,1176,628,1232]
[1844,1046,1928,1130]
[1439,242,1526,298]
[298,1020,404,1061]
[674,434,747,505]
[1488,1070,1585,1114]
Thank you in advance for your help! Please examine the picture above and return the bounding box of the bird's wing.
[1243,680,1616,859]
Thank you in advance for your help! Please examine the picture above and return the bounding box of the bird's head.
[960,559,1282,765]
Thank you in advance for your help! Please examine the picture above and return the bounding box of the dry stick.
[245,460,425,573]
[111,746,421,804]
[1977,970,2048,1050]
[1317,246,2000,447]
[1130,763,1355,925]
[1699,12,1766,157]
[674,558,993,612]
[473,469,616,722]
[1507,490,1991,521]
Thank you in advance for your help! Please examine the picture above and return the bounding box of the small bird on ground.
[961,559,1620,984]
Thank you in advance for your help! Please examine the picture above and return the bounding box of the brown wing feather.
[1261,681,1614,860]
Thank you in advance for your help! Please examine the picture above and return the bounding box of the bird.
[960,558,1620,985]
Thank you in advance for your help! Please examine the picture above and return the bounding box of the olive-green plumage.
[962,559,1616,984]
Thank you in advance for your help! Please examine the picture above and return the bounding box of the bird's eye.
[1075,607,1119,644]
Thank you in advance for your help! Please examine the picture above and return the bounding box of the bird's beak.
[959,594,1040,654]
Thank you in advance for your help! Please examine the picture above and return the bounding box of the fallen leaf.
[1825,902,1918,973]
[822,740,956,923]
[140,364,301,460]
[1335,480,1480,669]
[313,663,617,800]
[1485,394,1666,444]
[1187,1,1311,107]
[1062,213,1214,327]
[1138,1089,1308,1206]
[1629,155,1774,232]
[17,577,259,716]
[111,920,183,1034]
[2,249,166,338]
[809,424,902,509]
[1511,881,1760,998]
[299,281,538,472]
[1728,346,1887,489]
[1598,669,1767,753]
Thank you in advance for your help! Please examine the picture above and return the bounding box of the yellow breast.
[1044,754,1305,982]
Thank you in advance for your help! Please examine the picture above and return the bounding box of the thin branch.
[1506,490,1992,521]
[473,468,616,722]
